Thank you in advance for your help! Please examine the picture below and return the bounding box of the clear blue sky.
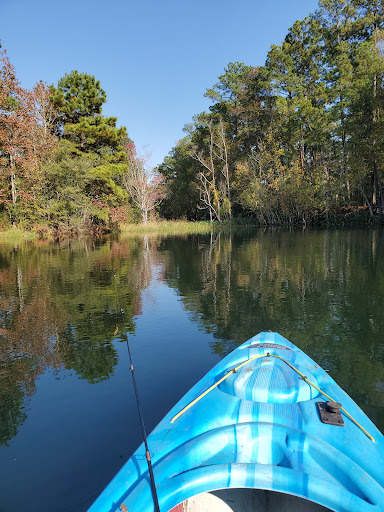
[1,0,320,167]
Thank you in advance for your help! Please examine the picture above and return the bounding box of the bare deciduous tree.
[31,81,57,138]
[191,118,231,223]
[123,145,164,224]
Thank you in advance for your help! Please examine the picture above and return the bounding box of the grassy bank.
[0,227,37,244]
[0,221,217,245]
[119,220,217,235]
[1,213,382,245]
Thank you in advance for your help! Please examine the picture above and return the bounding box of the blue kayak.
[88,332,384,511]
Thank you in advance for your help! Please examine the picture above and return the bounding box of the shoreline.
[1,213,383,245]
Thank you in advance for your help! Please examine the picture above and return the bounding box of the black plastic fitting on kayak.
[317,401,345,426]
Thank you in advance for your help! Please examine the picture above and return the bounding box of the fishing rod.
[114,275,160,512]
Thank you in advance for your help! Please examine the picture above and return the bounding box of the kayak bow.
[89,332,384,512]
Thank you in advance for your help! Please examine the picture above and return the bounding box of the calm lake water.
[0,228,383,511]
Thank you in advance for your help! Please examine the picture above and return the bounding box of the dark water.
[0,228,383,512]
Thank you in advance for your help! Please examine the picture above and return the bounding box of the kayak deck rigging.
[171,352,375,442]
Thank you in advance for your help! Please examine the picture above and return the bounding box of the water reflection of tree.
[0,238,151,444]
[158,229,384,431]
[0,261,66,445]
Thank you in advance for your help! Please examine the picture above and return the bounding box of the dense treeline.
[159,0,384,224]
[2,0,384,232]
[0,55,163,234]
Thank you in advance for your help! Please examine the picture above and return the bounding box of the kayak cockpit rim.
[169,488,333,512]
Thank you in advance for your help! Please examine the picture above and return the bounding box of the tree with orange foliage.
[0,50,26,207]
[0,51,57,225]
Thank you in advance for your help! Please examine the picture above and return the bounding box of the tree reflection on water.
[0,228,383,446]
[0,237,152,445]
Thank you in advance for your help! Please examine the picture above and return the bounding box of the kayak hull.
[88,332,384,512]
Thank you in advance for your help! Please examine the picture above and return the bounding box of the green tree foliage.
[51,70,106,125]
[205,62,252,142]
[47,70,132,231]
[159,0,384,224]
[158,137,201,220]
[235,133,323,224]
[0,59,136,233]
[4,0,384,229]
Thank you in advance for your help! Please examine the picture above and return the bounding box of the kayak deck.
[89,332,384,512]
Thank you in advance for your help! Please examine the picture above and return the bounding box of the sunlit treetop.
[51,70,107,124]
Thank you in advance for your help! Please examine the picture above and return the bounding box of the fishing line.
[114,275,160,512]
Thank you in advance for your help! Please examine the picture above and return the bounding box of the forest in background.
[0,59,163,235]
[159,0,384,225]
[1,0,384,234]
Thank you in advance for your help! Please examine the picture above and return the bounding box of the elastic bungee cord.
[170,352,375,443]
